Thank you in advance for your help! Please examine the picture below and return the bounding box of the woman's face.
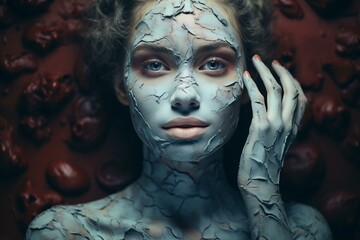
[121,0,244,162]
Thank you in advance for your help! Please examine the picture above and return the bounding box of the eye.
[199,58,228,76]
[144,61,168,71]
[141,59,170,77]
[201,59,225,71]
[142,59,170,77]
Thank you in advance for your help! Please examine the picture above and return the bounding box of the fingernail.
[272,60,280,65]
[253,55,262,61]
[244,71,251,78]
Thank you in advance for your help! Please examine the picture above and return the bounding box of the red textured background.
[0,0,359,239]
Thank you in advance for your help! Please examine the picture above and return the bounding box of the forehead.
[129,0,241,50]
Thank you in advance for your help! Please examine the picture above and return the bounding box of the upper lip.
[162,117,209,129]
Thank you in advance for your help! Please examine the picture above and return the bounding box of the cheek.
[132,86,170,106]
[216,84,241,102]
[204,80,242,137]
[125,68,173,102]
[126,77,171,123]
[201,80,242,112]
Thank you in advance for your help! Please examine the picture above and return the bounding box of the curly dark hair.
[84,0,274,95]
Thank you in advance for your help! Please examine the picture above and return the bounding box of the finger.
[292,80,308,136]
[243,71,266,123]
[252,55,282,124]
[272,61,298,132]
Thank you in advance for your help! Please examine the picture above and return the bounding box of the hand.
[238,55,307,200]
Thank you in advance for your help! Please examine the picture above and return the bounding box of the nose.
[170,83,200,114]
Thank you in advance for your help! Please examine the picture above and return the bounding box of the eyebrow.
[131,42,236,57]
[131,44,175,56]
[195,42,237,55]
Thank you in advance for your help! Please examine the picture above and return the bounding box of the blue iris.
[205,60,225,70]
[144,61,164,71]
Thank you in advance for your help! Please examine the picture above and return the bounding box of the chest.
[82,192,251,239]
[119,210,251,240]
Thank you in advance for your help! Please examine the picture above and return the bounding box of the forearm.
[238,136,293,239]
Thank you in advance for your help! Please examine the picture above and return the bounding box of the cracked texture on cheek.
[214,82,242,112]
[123,0,243,161]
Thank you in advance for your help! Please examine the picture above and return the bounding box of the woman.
[27,0,332,239]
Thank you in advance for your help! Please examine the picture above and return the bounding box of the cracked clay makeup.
[122,0,244,162]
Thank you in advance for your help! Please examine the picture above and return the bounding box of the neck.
[136,144,236,221]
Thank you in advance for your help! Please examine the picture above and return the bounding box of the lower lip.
[164,127,207,139]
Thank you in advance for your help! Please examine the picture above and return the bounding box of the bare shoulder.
[26,192,140,240]
[26,203,90,239]
[285,202,332,240]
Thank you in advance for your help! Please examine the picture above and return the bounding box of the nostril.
[174,102,181,108]
[189,102,199,108]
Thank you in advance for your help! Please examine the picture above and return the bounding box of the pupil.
[152,62,161,70]
[209,61,218,69]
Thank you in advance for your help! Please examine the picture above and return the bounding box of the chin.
[160,138,224,162]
